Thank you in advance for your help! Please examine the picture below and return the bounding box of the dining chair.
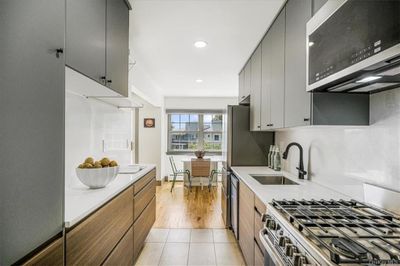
[209,168,221,191]
[169,156,191,192]
[191,158,212,191]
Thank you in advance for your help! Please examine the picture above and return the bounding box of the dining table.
[181,156,223,187]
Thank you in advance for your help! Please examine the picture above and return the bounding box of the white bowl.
[76,166,119,189]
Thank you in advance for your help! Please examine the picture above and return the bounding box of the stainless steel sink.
[250,175,299,185]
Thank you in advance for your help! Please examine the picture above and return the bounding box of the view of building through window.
[168,113,223,153]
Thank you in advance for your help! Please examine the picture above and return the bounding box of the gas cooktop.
[269,199,400,265]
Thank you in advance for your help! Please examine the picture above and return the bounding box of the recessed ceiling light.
[308,41,315,47]
[195,79,203,83]
[356,76,382,83]
[194,41,208,48]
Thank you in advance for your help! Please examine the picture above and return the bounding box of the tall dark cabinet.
[0,0,65,265]
[66,0,130,97]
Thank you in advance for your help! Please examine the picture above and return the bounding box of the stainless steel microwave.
[306,0,400,93]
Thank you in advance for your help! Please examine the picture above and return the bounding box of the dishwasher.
[230,173,239,239]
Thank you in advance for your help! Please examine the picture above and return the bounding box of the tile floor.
[135,228,245,266]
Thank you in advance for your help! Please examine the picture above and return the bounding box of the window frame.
[167,112,223,155]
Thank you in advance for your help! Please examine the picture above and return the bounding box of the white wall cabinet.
[261,8,285,130]
[250,45,262,131]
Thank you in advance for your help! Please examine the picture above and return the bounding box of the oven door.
[259,228,285,266]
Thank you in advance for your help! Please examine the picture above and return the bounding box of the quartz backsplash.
[275,88,400,199]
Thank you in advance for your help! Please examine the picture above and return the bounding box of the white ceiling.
[129,0,284,98]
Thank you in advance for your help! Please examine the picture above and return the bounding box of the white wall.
[164,96,237,110]
[275,88,400,199]
[162,96,237,180]
[65,91,132,188]
[134,96,162,180]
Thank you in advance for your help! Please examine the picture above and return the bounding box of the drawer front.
[133,196,156,261]
[254,240,265,266]
[134,178,156,221]
[66,186,134,265]
[254,206,265,251]
[254,196,266,214]
[134,168,156,195]
[238,181,255,266]
[103,226,133,266]
[23,237,63,266]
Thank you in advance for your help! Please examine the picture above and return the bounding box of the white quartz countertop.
[65,164,156,228]
[230,166,352,205]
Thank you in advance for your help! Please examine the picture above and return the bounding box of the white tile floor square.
[135,228,245,266]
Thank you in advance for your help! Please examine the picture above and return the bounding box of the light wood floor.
[153,182,225,229]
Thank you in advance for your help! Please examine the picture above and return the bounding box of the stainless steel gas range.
[260,199,400,266]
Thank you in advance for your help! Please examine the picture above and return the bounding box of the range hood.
[306,0,400,93]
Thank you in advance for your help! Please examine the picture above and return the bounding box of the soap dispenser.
[273,146,281,171]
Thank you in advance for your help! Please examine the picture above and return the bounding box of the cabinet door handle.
[107,79,112,84]
[257,125,261,128]
[304,118,310,122]
[267,124,273,127]
[55,48,63,58]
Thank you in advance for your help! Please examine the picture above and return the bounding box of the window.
[167,112,223,154]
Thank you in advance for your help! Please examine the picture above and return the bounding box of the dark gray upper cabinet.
[66,0,106,84]
[106,0,129,97]
[261,8,285,130]
[0,0,65,264]
[66,0,130,96]
[312,0,328,15]
[284,0,312,128]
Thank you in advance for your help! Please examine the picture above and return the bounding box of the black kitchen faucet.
[282,142,307,179]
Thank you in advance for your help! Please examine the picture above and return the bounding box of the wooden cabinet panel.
[134,169,156,195]
[23,238,63,266]
[254,240,265,266]
[66,187,133,265]
[284,0,312,128]
[106,0,129,96]
[250,44,262,131]
[239,180,255,266]
[254,196,266,215]
[134,197,156,261]
[134,178,156,221]
[103,226,134,266]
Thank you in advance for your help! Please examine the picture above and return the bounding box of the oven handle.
[259,228,285,266]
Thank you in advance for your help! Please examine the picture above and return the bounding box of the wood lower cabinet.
[66,187,134,265]
[239,181,255,266]
[23,237,63,266]
[103,226,134,266]
[134,178,156,221]
[65,167,157,266]
[134,197,156,261]
[254,240,265,266]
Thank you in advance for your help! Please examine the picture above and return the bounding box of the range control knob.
[278,236,291,247]
[266,219,277,230]
[284,244,298,257]
[293,254,308,266]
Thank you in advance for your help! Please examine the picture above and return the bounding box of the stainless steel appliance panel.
[307,0,400,92]
[230,174,239,239]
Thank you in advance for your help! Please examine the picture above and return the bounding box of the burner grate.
[272,199,400,264]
